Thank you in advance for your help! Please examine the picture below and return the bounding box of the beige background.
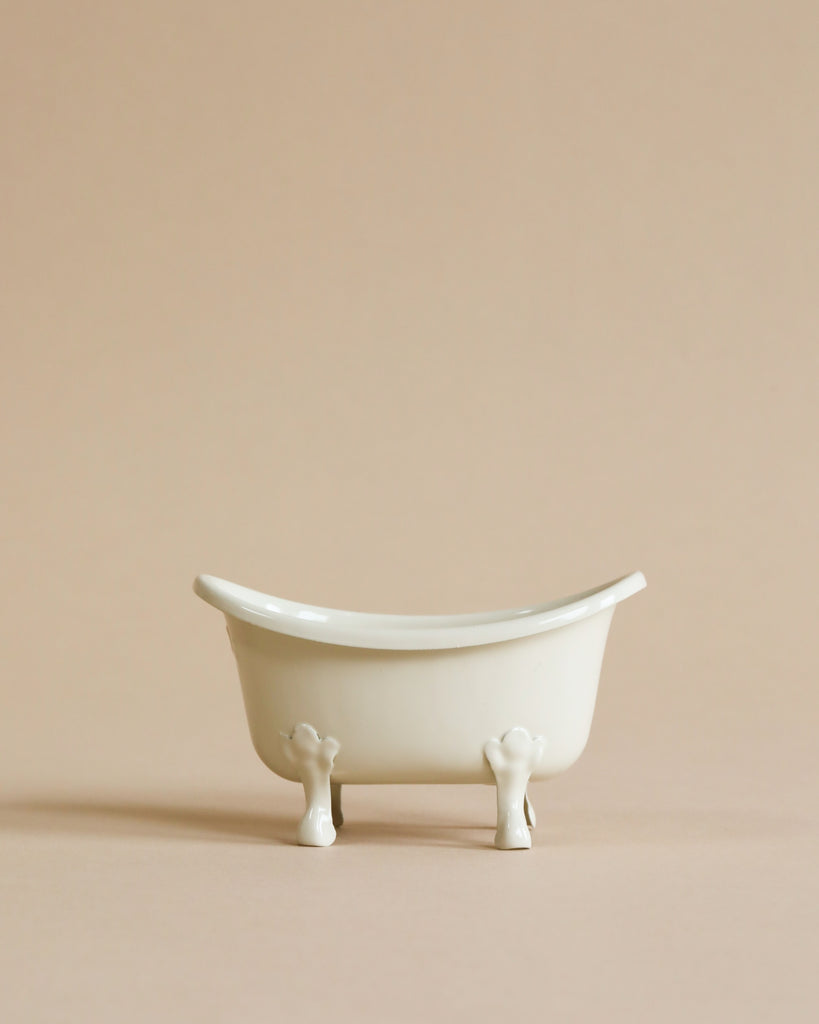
[2,2,817,1021]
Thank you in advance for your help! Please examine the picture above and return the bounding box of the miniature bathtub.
[194,571,646,850]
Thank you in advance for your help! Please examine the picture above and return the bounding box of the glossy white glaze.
[195,571,646,848]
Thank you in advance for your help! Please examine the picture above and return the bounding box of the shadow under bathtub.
[0,795,489,849]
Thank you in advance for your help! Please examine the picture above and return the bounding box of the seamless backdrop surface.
[1,3,817,1021]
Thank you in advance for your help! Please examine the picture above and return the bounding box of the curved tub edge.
[194,570,646,651]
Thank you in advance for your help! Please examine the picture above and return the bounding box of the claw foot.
[484,727,546,850]
[281,723,341,847]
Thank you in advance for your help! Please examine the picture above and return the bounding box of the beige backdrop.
[2,3,817,1021]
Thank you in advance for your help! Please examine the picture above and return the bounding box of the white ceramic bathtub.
[194,571,646,849]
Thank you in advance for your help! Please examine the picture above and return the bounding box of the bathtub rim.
[193,570,646,650]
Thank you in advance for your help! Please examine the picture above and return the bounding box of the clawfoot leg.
[484,727,546,850]
[331,782,343,828]
[280,724,341,847]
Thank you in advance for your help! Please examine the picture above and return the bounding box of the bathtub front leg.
[484,728,546,850]
[331,782,343,828]
[280,724,341,847]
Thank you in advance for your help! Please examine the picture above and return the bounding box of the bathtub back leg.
[524,791,536,829]
[280,724,341,847]
[484,728,546,850]
[331,782,343,828]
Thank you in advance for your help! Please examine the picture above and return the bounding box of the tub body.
[226,609,615,785]
[197,571,645,783]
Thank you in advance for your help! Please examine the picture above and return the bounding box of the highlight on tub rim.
[193,570,646,650]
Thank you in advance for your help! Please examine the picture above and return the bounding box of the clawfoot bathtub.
[194,571,646,850]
